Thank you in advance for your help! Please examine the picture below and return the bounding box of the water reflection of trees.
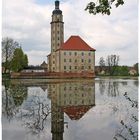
[108,81,119,97]
[114,93,138,140]
[133,81,138,87]
[20,96,51,134]
[2,79,95,138]
[99,80,119,97]
[2,80,51,134]
[2,80,27,121]
[99,80,105,95]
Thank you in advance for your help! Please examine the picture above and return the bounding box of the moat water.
[2,78,138,140]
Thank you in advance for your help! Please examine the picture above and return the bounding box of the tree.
[106,54,119,75]
[133,63,139,75]
[85,0,124,15]
[11,48,28,72]
[2,37,20,73]
[99,57,105,72]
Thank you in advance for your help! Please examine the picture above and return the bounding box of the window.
[75,59,77,63]
[75,52,77,56]
[69,59,72,62]
[64,66,66,69]
[81,66,84,69]
[75,66,77,69]
[64,59,66,62]
[89,52,91,56]
[69,52,72,55]
[58,37,59,40]
[53,61,55,64]
[81,59,84,62]
[69,66,71,70]
[82,52,84,56]
[57,31,59,34]
[64,52,66,55]
[89,59,91,63]
[89,66,91,69]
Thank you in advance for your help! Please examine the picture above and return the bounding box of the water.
[2,78,138,140]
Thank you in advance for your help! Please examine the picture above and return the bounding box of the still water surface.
[2,78,138,140]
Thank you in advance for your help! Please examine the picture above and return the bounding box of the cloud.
[25,50,49,65]
[2,0,138,66]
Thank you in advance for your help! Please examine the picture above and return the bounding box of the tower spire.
[55,0,60,9]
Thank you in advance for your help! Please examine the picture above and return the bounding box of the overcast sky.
[2,0,138,66]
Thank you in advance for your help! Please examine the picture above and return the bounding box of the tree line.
[2,37,28,73]
[98,55,139,76]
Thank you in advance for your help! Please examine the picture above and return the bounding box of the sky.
[2,0,138,66]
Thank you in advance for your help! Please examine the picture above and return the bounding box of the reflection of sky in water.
[2,78,138,140]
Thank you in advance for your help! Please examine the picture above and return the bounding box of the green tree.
[2,37,20,73]
[23,54,28,68]
[11,48,28,72]
[114,66,129,76]
[85,0,124,15]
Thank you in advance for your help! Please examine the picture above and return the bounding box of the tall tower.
[51,0,64,52]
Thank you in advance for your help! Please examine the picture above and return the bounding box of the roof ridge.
[58,35,96,51]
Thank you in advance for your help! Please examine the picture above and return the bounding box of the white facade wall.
[59,50,95,73]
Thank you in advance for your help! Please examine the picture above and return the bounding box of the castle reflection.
[48,80,95,140]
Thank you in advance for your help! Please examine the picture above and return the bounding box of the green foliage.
[11,48,28,72]
[113,66,129,76]
[85,0,124,15]
[2,37,20,73]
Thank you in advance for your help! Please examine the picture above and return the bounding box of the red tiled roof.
[62,105,93,120]
[58,36,96,51]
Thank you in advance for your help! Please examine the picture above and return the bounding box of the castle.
[47,0,96,77]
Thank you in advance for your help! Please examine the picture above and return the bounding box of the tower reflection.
[48,80,95,140]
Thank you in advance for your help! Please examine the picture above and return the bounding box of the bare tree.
[99,57,105,72]
[106,55,119,75]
